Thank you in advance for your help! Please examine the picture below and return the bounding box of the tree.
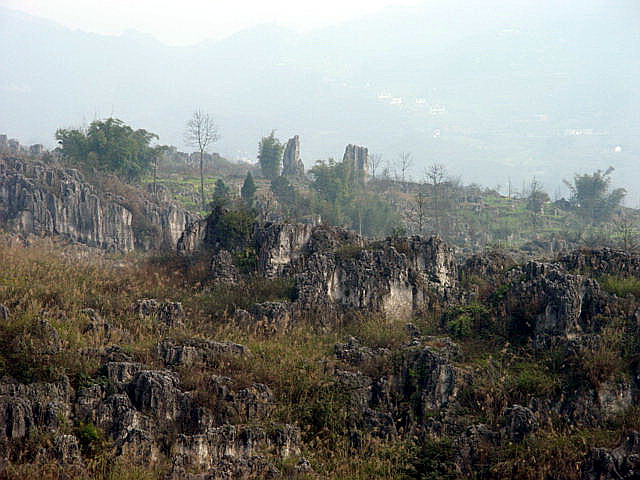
[56,118,159,181]
[271,176,297,215]
[258,131,284,180]
[151,145,169,199]
[526,178,549,213]
[525,178,550,227]
[426,163,447,234]
[369,153,384,179]
[241,171,257,206]
[563,167,626,223]
[398,152,413,187]
[212,179,230,202]
[414,187,428,234]
[186,110,219,210]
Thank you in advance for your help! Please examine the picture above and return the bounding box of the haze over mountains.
[1,0,639,198]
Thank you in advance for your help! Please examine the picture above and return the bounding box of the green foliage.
[56,118,160,181]
[564,167,626,223]
[271,175,297,206]
[506,361,560,398]
[310,159,399,236]
[75,421,106,456]
[212,178,230,201]
[258,131,284,179]
[442,304,491,338]
[404,438,456,480]
[240,171,257,205]
[599,275,640,298]
[205,204,257,253]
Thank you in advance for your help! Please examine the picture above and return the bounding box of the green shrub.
[75,421,106,456]
[442,304,491,338]
[599,275,640,298]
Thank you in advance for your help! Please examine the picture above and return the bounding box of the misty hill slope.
[1,1,639,193]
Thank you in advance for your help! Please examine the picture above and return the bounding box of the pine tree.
[241,171,257,205]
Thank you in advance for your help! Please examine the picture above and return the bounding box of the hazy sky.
[0,0,423,45]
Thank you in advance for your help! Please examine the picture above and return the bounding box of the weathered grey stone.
[0,376,72,441]
[157,338,249,368]
[342,144,369,183]
[582,432,640,480]
[171,424,300,471]
[282,135,304,177]
[399,346,460,411]
[334,337,391,367]
[558,247,640,279]
[504,261,606,347]
[210,249,240,284]
[256,222,312,277]
[131,299,185,327]
[234,302,293,336]
[501,405,538,441]
[0,156,194,252]
[127,370,188,423]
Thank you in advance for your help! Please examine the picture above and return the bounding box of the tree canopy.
[258,131,283,180]
[55,118,160,181]
[564,167,626,223]
[241,172,257,205]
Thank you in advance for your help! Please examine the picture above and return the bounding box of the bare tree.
[398,152,413,187]
[369,153,384,179]
[425,163,447,234]
[616,213,639,253]
[414,187,428,234]
[186,110,219,210]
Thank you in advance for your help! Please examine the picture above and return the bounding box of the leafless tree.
[425,163,447,234]
[414,187,428,234]
[369,153,383,179]
[186,110,219,210]
[398,152,413,187]
[616,213,639,253]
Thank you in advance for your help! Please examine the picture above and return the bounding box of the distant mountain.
[1,1,639,196]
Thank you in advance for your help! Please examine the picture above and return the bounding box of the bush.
[599,275,640,298]
[75,421,106,456]
[441,304,491,338]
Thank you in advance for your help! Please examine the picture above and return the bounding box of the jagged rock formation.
[0,156,195,252]
[0,335,298,477]
[342,144,369,183]
[282,135,304,177]
[131,299,186,328]
[255,222,313,277]
[558,247,640,277]
[292,235,458,322]
[503,261,607,347]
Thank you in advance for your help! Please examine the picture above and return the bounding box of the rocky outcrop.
[282,135,304,177]
[255,222,312,277]
[210,250,240,284]
[501,405,538,442]
[131,299,185,328]
[234,302,293,336]
[503,261,606,347]
[558,247,640,278]
[157,338,249,368]
[177,218,207,254]
[293,235,457,322]
[342,144,369,183]
[0,156,194,252]
[0,376,73,441]
[582,432,640,480]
